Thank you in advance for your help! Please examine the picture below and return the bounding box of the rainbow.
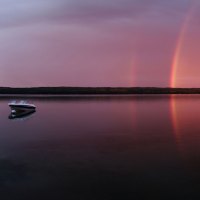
[170,2,196,154]
[170,2,196,88]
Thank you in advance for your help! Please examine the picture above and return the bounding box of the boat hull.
[9,105,36,112]
[9,110,36,120]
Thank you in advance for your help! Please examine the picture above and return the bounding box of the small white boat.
[8,101,36,113]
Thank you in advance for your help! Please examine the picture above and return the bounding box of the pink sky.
[0,0,200,87]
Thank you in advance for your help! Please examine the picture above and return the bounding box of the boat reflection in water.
[8,101,36,121]
[9,109,36,120]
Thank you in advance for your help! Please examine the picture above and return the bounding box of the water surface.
[0,95,200,199]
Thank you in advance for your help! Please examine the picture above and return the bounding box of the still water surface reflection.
[0,95,200,199]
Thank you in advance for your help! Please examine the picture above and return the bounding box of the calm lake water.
[1,95,200,199]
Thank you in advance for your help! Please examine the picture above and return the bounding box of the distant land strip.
[1,87,200,94]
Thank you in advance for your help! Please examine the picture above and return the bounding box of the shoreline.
[1,87,200,95]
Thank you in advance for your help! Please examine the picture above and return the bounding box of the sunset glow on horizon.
[0,0,200,87]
